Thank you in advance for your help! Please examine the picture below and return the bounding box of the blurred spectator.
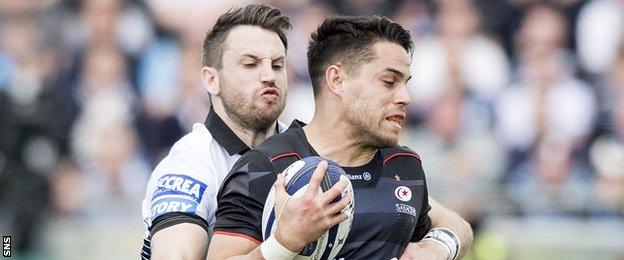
[50,159,85,217]
[402,90,506,231]
[145,0,246,35]
[135,36,186,164]
[497,4,594,152]
[472,0,525,56]
[65,0,153,56]
[0,15,75,253]
[284,2,332,85]
[134,0,249,164]
[70,45,149,217]
[497,4,597,215]
[576,0,624,75]
[280,2,333,123]
[505,138,595,215]
[0,0,58,16]
[587,41,624,216]
[590,138,624,215]
[175,48,211,131]
[393,0,435,39]
[400,0,509,232]
[475,0,584,62]
[409,0,510,125]
[329,0,399,16]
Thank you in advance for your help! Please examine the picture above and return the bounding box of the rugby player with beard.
[140,5,290,260]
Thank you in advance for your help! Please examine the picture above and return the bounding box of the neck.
[304,107,377,167]
[212,102,276,149]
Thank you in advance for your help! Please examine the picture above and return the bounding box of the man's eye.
[272,64,284,70]
[384,81,395,86]
[243,63,256,68]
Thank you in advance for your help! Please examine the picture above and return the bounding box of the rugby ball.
[262,156,354,260]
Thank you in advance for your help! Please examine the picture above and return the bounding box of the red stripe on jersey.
[271,152,302,162]
[383,152,421,165]
[213,231,261,245]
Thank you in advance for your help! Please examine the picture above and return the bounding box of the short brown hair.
[202,4,291,68]
[307,16,412,96]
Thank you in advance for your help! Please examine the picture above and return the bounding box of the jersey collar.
[288,119,382,173]
[288,120,321,156]
[205,107,250,156]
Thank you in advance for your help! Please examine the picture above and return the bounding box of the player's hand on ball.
[399,240,449,260]
[272,160,352,252]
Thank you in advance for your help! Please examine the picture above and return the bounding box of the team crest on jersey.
[394,186,412,202]
[149,174,207,221]
[363,172,372,181]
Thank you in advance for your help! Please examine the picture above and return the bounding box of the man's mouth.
[386,114,405,129]
[261,88,279,102]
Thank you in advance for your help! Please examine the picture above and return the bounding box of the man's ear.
[325,64,345,97]
[201,67,220,95]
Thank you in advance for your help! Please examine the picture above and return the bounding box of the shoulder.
[164,123,215,167]
[254,126,306,161]
[219,128,306,199]
[380,146,422,165]
[220,149,275,194]
[146,123,219,201]
[143,124,221,225]
[172,123,214,154]
[381,146,425,180]
[229,149,274,175]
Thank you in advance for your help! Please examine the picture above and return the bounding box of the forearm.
[242,248,265,260]
[427,197,473,258]
[214,247,264,260]
[207,234,297,260]
[151,223,209,260]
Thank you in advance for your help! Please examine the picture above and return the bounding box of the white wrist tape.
[423,228,460,260]
[422,236,452,257]
[261,236,298,260]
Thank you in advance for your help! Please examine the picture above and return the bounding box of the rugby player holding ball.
[208,14,472,260]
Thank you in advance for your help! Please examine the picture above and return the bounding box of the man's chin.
[256,103,284,118]
[380,140,398,148]
[363,134,398,148]
[250,110,282,130]
[378,134,399,148]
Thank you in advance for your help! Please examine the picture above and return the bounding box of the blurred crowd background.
[1,0,623,259]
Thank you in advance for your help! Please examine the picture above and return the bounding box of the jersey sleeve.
[141,134,219,236]
[213,150,277,243]
[389,146,432,242]
[411,172,432,242]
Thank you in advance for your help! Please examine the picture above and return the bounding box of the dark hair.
[307,16,413,96]
[202,4,291,68]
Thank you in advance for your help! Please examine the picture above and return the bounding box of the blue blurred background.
[0,0,623,259]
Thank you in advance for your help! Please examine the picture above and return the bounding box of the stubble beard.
[220,76,285,132]
[343,97,398,148]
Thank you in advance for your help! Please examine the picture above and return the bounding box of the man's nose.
[259,61,276,85]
